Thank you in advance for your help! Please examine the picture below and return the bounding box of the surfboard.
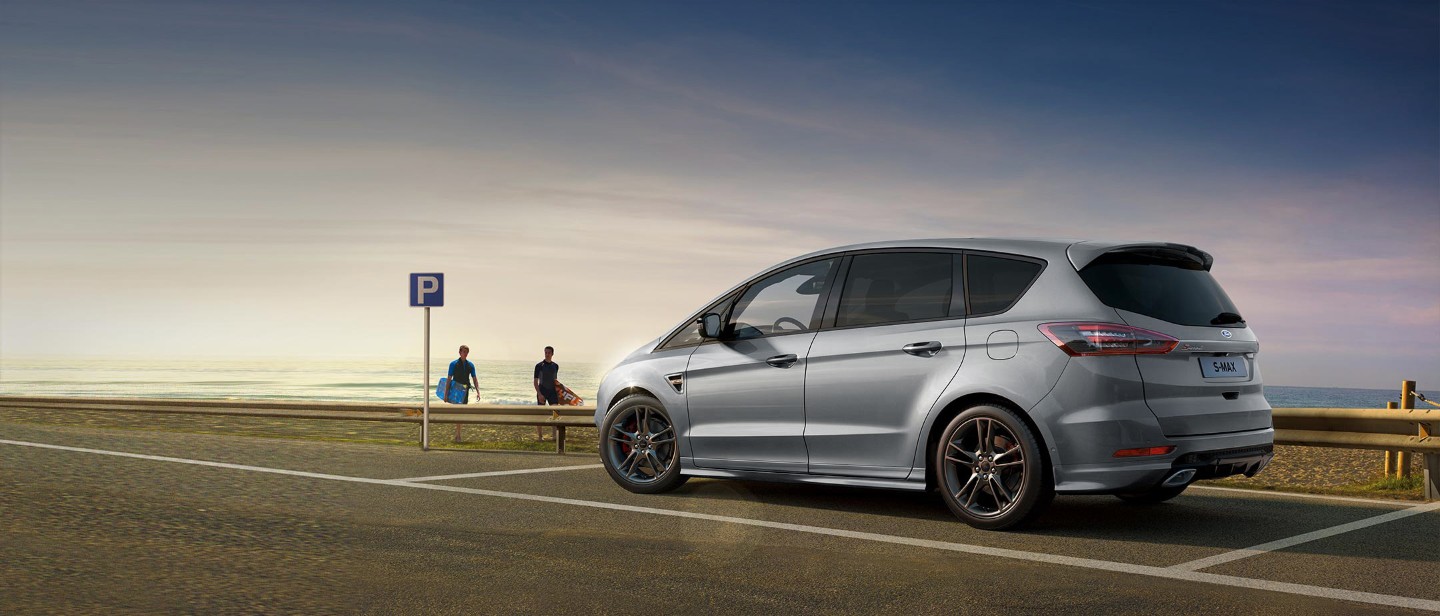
[435,378,468,404]
[554,381,584,406]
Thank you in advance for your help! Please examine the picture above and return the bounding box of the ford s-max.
[594,239,1273,529]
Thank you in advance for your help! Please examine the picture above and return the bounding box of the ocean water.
[0,357,603,406]
[0,357,1410,409]
[1259,386,1409,410]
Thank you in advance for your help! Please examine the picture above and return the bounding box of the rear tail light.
[1039,322,1178,356]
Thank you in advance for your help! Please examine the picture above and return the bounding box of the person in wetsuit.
[534,346,559,441]
[448,345,479,404]
[447,345,480,442]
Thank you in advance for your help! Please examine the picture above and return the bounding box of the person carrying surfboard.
[446,345,480,442]
[534,346,560,441]
[447,345,479,404]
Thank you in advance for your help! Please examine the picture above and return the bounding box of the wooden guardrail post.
[1415,381,1439,501]
[1399,381,1415,478]
[1424,420,1437,501]
[1384,401,1398,476]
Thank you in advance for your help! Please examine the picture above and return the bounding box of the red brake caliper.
[619,416,635,458]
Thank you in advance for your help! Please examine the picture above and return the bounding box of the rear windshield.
[1079,251,1242,327]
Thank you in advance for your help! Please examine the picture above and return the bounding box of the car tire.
[600,394,688,494]
[935,404,1052,530]
[1115,485,1187,504]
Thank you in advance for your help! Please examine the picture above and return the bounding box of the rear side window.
[965,254,1043,316]
[837,253,953,327]
[1079,251,1241,327]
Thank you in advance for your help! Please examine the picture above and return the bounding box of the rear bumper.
[1173,444,1273,480]
[1052,427,1274,494]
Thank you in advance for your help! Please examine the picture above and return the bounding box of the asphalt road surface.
[3,421,1437,615]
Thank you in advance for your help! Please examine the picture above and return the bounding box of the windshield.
[1079,251,1242,327]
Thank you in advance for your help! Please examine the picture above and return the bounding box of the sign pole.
[409,272,443,452]
[422,306,430,450]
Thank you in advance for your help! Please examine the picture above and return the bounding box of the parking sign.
[410,273,444,307]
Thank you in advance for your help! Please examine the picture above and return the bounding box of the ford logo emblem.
[1221,329,1233,338]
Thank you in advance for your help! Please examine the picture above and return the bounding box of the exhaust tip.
[1245,453,1275,477]
[1162,469,1196,488]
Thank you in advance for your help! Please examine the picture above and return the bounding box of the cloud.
[1387,302,1440,327]
[2,1,1435,387]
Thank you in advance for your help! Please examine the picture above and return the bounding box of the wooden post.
[1385,401,1398,476]
[1426,449,1438,501]
[1416,382,1438,501]
[557,426,567,454]
[1399,381,1415,478]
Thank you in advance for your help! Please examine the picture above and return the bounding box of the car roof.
[785,237,1207,270]
[795,237,1079,259]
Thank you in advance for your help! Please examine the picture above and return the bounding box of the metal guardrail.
[1272,408,1438,452]
[0,388,1435,498]
[1272,379,1437,500]
[0,396,596,454]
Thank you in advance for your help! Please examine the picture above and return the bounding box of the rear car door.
[804,252,965,479]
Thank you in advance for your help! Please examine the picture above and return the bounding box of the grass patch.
[1362,474,1425,492]
[1196,444,1428,501]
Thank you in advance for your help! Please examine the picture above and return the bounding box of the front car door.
[804,252,966,479]
[685,257,838,473]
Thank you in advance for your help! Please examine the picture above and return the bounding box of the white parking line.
[394,464,604,482]
[3,438,1437,613]
[1171,500,1440,572]
[1189,484,1414,507]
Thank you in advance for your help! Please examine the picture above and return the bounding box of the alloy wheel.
[941,416,1027,519]
[605,405,677,484]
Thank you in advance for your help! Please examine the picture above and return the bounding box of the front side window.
[837,253,953,327]
[728,258,836,340]
[966,254,1043,315]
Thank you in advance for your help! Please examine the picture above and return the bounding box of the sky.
[1,0,1436,389]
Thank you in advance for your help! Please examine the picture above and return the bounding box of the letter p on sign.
[409,273,444,307]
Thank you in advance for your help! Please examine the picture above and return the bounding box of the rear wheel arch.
[923,393,1052,491]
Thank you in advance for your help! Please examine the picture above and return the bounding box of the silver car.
[595,239,1273,530]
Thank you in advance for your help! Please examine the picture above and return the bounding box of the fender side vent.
[665,373,684,394]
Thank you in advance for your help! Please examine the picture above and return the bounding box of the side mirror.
[798,277,827,295]
[698,313,723,339]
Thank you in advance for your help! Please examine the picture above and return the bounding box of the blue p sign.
[410,273,444,307]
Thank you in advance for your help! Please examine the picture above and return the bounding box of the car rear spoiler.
[1065,242,1214,271]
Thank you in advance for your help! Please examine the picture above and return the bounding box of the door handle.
[766,354,798,368]
[902,341,942,357]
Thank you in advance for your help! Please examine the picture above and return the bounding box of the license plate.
[1199,356,1248,379]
